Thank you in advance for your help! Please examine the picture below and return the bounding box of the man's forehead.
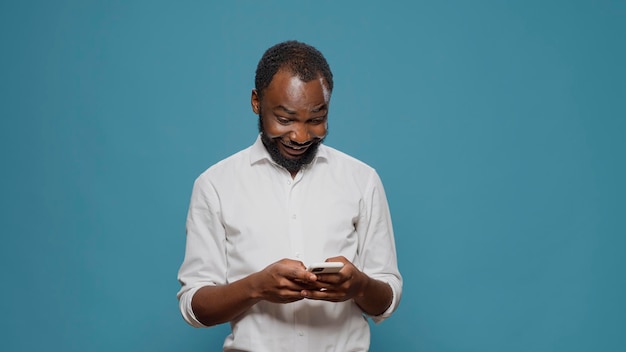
[264,72,330,105]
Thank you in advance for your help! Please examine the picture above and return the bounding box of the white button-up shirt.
[178,136,402,352]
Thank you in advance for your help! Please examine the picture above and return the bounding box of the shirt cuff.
[178,285,209,328]
[369,277,402,324]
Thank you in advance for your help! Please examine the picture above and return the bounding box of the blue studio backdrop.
[1,1,624,351]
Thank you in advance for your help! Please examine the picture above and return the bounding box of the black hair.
[254,40,334,98]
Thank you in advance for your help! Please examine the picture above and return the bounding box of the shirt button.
[287,180,292,185]
[298,331,304,336]
[291,214,296,219]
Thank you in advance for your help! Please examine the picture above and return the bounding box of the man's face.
[251,69,330,173]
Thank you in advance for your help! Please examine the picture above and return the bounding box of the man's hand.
[251,258,318,303]
[300,256,393,316]
[300,256,368,302]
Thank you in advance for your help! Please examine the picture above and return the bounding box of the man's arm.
[178,176,314,327]
[302,170,401,318]
[356,171,402,319]
[190,259,318,327]
[352,273,394,316]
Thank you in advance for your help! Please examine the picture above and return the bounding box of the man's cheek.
[263,123,290,139]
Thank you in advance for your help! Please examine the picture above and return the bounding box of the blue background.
[1,1,624,351]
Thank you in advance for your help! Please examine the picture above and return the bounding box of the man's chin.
[260,133,322,172]
[279,146,310,159]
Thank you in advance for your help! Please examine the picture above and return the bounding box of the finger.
[286,268,317,283]
[314,273,343,284]
[301,288,343,302]
[283,275,322,292]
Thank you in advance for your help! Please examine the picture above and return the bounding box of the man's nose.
[289,124,311,144]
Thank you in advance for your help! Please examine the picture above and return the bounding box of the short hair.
[255,40,334,98]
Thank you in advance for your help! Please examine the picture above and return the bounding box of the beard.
[258,115,325,173]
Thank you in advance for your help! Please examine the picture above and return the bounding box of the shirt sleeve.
[356,170,403,323]
[177,173,227,328]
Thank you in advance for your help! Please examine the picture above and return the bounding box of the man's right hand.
[191,258,317,326]
[251,258,318,303]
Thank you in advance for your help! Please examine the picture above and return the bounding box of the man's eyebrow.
[274,104,328,114]
[311,104,328,113]
[275,105,296,114]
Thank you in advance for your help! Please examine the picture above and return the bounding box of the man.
[177,40,402,351]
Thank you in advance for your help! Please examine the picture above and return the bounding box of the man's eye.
[310,117,326,124]
[276,117,291,124]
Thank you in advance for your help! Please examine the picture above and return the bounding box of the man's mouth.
[280,140,313,156]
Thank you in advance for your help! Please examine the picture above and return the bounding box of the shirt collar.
[249,134,329,166]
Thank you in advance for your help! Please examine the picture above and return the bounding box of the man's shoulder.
[320,144,376,173]
[196,145,253,181]
[317,144,382,188]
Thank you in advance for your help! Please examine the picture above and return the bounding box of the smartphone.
[306,262,344,274]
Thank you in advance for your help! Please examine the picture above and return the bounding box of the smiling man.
[177,41,402,352]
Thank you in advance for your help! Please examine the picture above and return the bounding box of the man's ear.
[251,89,260,115]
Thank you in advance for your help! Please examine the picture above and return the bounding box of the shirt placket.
[287,173,305,262]
[286,172,310,347]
